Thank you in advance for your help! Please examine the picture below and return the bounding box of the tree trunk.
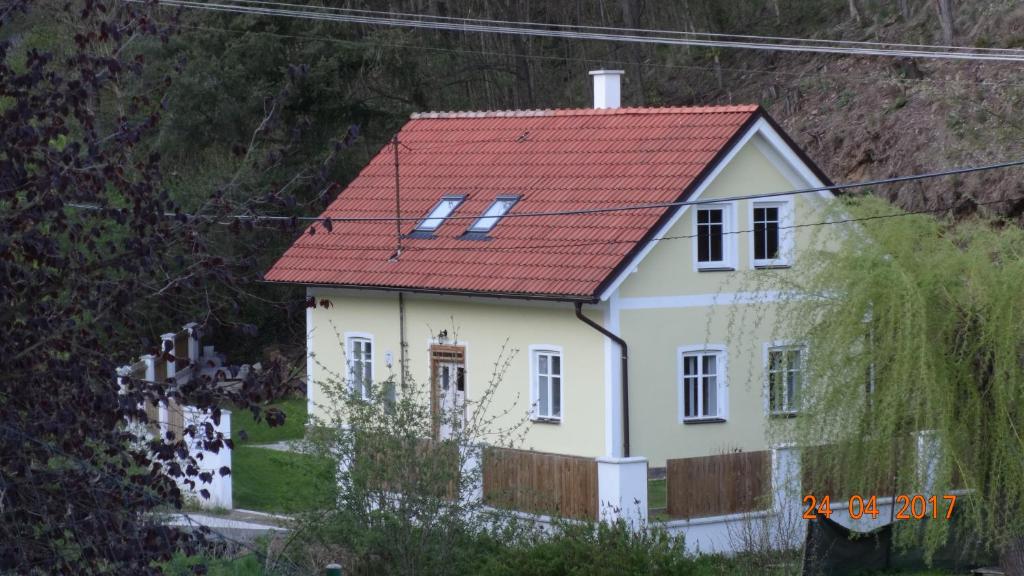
[1002,536,1024,576]
[933,0,955,45]
[897,0,911,20]
[848,0,862,23]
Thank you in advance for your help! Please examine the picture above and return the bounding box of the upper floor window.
[531,348,562,422]
[467,196,519,235]
[695,205,734,270]
[346,335,373,399]
[767,345,803,416]
[413,195,465,235]
[679,347,727,422]
[751,201,792,268]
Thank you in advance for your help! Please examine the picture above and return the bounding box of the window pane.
[538,354,548,374]
[703,355,716,376]
[417,197,464,231]
[702,375,709,416]
[538,375,549,416]
[683,355,697,376]
[552,354,561,375]
[754,220,767,260]
[709,223,723,262]
[441,366,450,390]
[552,377,561,417]
[684,377,694,417]
[707,375,717,416]
[469,197,517,232]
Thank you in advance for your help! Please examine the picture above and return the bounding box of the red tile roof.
[265,105,765,300]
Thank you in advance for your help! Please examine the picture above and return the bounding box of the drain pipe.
[574,302,630,458]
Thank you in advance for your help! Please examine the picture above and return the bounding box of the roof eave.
[260,278,600,304]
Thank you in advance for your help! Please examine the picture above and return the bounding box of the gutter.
[573,302,630,458]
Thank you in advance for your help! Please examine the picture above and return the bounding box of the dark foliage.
[0,1,302,573]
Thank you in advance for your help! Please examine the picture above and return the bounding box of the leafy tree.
[0,2,301,572]
[769,197,1024,570]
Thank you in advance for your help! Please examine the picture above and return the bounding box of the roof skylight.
[467,196,519,234]
[414,195,465,232]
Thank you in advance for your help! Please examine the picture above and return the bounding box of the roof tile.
[266,105,761,299]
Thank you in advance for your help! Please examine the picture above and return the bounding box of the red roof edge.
[263,279,600,303]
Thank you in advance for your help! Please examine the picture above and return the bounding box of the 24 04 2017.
[802,494,957,520]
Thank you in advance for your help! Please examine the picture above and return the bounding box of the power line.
[144,0,1024,63]
[70,157,1024,224]
[215,0,1024,56]
[170,21,1024,90]
[281,194,1022,256]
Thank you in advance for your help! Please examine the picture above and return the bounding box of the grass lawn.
[231,397,307,446]
[648,478,667,510]
[232,446,334,513]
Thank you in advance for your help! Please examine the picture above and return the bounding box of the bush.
[476,520,694,576]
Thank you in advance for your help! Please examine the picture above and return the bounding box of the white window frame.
[529,345,564,423]
[345,332,374,399]
[414,195,465,233]
[764,341,805,417]
[677,345,728,423]
[467,195,520,234]
[750,198,794,268]
[692,203,737,271]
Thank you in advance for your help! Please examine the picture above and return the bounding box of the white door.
[431,347,465,440]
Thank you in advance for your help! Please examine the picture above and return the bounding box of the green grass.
[232,446,334,513]
[164,552,270,575]
[648,478,666,510]
[231,397,307,446]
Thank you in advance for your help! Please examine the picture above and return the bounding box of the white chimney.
[589,69,624,109]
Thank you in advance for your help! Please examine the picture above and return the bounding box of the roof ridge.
[410,104,760,120]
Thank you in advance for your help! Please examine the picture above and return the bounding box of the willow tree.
[767,197,1024,568]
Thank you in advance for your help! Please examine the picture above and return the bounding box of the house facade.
[266,73,839,542]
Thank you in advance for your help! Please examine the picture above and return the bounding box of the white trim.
[305,287,315,422]
[528,344,564,423]
[677,345,729,422]
[599,117,832,301]
[692,202,738,272]
[344,331,375,399]
[749,197,795,268]
[618,291,787,310]
[602,297,618,456]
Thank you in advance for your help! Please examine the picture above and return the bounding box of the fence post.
[459,443,483,506]
[596,456,648,529]
[161,332,177,378]
[325,563,343,576]
[183,322,201,364]
[771,446,804,549]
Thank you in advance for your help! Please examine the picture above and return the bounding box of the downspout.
[398,292,407,387]
[574,302,630,458]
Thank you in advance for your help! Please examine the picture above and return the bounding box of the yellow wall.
[615,134,837,466]
[305,131,838,467]
[308,290,609,457]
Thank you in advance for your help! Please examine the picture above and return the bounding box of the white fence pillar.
[183,322,201,364]
[460,444,483,506]
[597,456,648,529]
[771,446,805,549]
[180,407,232,510]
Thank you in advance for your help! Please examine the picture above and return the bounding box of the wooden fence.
[482,446,598,521]
[666,450,771,519]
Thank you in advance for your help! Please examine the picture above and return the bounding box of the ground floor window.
[680,348,726,421]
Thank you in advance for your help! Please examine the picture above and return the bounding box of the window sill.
[531,417,562,425]
[769,411,798,419]
[696,266,735,273]
[682,417,726,425]
[753,263,791,270]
